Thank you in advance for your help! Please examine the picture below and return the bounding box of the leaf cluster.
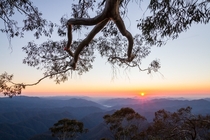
[0,0,55,39]
[21,29,159,84]
[138,0,210,46]
[103,107,146,140]
[49,118,88,140]
[146,106,210,140]
[22,39,95,82]
[103,106,210,140]
[0,72,25,97]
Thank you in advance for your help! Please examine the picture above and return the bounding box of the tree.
[103,107,147,140]
[49,118,88,140]
[0,0,210,96]
[146,106,210,140]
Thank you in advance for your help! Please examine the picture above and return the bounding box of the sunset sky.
[0,0,210,98]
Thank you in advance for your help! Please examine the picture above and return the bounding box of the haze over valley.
[0,95,210,140]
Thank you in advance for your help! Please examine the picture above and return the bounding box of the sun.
[140,92,145,96]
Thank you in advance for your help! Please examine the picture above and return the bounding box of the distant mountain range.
[0,96,210,140]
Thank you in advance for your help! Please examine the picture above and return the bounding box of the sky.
[0,0,210,99]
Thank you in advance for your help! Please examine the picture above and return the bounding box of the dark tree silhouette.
[0,0,209,96]
[103,107,146,140]
[49,118,87,140]
[102,107,210,140]
[146,106,210,140]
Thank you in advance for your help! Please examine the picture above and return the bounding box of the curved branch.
[6,68,72,88]
[108,56,149,71]
[114,16,134,61]
[24,68,72,86]
[71,18,110,69]
[65,6,109,55]
[65,24,73,56]
[0,68,73,97]
[67,0,112,26]
[66,0,135,70]
[67,13,106,25]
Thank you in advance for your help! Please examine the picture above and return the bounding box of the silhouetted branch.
[0,69,72,97]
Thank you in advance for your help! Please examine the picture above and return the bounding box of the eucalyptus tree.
[146,107,210,140]
[0,0,210,96]
[103,107,147,140]
[49,118,87,140]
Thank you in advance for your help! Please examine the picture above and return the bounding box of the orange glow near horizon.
[22,83,210,98]
[20,78,210,98]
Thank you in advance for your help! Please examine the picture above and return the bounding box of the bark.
[65,0,134,69]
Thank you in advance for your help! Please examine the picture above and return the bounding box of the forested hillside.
[0,96,209,140]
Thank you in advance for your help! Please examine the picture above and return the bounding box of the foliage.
[103,106,210,140]
[49,118,88,140]
[103,107,146,140]
[138,0,210,46]
[146,106,210,140]
[0,0,54,39]
[0,72,25,97]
